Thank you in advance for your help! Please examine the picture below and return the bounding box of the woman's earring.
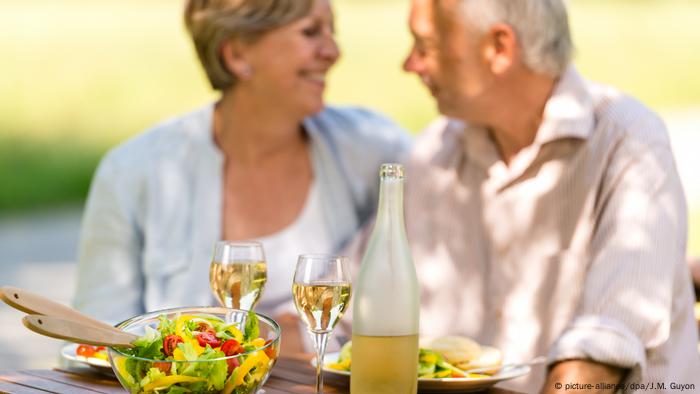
[240,64,252,79]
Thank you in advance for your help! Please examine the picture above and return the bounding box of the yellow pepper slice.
[175,315,197,338]
[420,353,437,364]
[143,375,205,392]
[92,352,108,361]
[327,358,351,371]
[233,351,264,386]
[222,351,270,394]
[250,362,269,382]
[251,338,266,349]
[434,369,452,378]
[189,338,205,356]
[172,338,205,361]
[172,347,186,361]
[115,357,135,385]
[226,325,244,342]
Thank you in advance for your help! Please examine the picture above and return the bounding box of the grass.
[0,135,105,210]
[0,0,699,253]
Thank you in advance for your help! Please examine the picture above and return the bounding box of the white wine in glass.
[293,254,351,394]
[292,281,351,333]
[210,241,267,311]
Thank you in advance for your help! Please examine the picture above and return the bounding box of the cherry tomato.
[226,357,241,375]
[263,339,276,359]
[195,322,211,332]
[220,339,243,356]
[196,331,221,348]
[163,334,184,356]
[153,361,171,375]
[95,346,106,352]
[76,344,96,357]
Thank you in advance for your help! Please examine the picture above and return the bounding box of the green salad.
[112,311,276,394]
[327,342,489,379]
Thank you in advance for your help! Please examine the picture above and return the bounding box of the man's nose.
[403,50,419,73]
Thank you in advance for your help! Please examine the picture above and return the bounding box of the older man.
[401,0,699,392]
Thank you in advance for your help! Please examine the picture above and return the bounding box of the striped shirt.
[405,66,700,392]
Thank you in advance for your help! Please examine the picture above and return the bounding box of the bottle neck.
[375,177,405,230]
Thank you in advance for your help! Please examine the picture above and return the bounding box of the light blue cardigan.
[73,104,412,324]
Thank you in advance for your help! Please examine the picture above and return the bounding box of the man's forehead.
[409,0,435,35]
[410,0,462,36]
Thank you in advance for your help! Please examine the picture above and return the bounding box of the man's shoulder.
[585,82,681,194]
[589,82,670,150]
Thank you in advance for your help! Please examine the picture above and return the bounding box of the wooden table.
[0,357,520,393]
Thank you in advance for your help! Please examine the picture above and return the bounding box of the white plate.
[60,343,113,374]
[313,352,530,393]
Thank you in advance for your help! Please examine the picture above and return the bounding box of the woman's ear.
[220,39,252,80]
[482,23,517,75]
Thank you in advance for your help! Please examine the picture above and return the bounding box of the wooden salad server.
[0,286,119,332]
[22,314,137,348]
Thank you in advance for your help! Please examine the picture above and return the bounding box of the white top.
[254,181,334,317]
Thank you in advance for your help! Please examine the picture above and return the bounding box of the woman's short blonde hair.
[184,0,314,91]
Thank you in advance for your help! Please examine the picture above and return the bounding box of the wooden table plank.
[24,370,124,394]
[270,358,347,392]
[0,378,53,394]
[0,370,106,393]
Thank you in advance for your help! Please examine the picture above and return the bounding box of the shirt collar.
[534,65,595,145]
[460,66,594,167]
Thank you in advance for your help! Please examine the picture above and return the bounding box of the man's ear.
[220,39,252,79]
[483,23,517,75]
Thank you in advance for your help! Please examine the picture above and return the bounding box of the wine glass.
[292,254,352,394]
[210,241,267,311]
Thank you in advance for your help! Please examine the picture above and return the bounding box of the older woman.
[73,0,410,333]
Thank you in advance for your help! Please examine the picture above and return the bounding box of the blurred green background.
[0,0,698,253]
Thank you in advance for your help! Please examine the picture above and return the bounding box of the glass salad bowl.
[108,307,280,394]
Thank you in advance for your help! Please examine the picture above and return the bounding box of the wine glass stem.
[312,331,329,394]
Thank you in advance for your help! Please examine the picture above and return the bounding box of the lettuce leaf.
[139,367,167,388]
[179,348,228,390]
[131,325,164,359]
[125,358,152,386]
[177,341,200,362]
[158,314,176,336]
[338,341,352,363]
[164,386,190,394]
[243,311,259,342]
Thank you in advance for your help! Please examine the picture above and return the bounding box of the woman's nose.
[319,34,340,63]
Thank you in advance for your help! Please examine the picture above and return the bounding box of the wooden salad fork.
[0,286,120,332]
[22,314,137,348]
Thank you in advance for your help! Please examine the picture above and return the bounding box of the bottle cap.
[380,163,404,180]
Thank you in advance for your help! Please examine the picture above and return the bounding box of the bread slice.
[423,335,482,364]
[456,346,502,373]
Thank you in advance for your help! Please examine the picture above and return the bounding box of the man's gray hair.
[459,0,573,77]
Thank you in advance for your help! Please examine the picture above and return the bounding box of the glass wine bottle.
[350,163,419,394]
